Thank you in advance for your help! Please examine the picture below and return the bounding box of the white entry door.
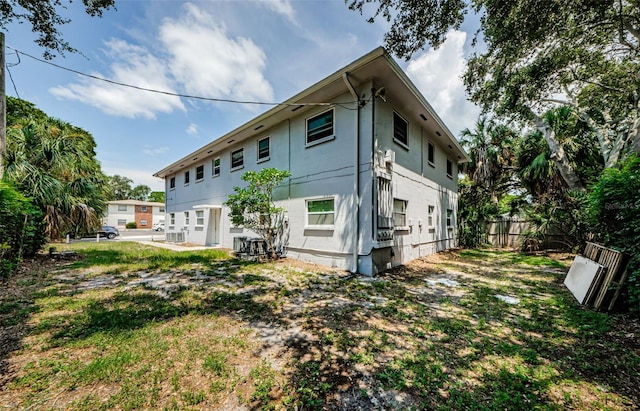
[206,208,220,246]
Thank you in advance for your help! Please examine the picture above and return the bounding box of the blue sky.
[5,0,481,191]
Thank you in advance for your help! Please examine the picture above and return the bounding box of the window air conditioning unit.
[384,149,395,164]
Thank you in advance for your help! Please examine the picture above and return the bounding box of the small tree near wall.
[225,168,291,259]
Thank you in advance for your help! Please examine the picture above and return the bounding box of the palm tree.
[3,119,109,239]
[460,117,517,205]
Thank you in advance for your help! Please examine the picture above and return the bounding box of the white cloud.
[50,3,273,118]
[160,3,274,104]
[406,30,481,137]
[258,0,296,25]
[186,123,199,135]
[143,145,169,156]
[49,39,185,119]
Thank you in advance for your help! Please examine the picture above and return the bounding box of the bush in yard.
[0,181,46,278]
[126,222,137,229]
[588,155,640,311]
[225,168,291,259]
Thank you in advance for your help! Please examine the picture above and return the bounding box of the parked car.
[69,225,120,240]
[99,226,120,239]
[152,222,164,231]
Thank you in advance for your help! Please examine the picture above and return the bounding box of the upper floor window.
[231,148,244,170]
[428,142,435,166]
[446,159,453,178]
[393,111,408,149]
[169,177,175,190]
[184,171,190,185]
[159,207,165,213]
[141,206,148,212]
[196,165,204,181]
[393,199,407,227]
[306,109,334,146]
[212,158,220,177]
[306,198,335,227]
[258,137,270,161]
[117,205,127,212]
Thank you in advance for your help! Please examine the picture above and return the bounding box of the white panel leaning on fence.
[564,242,630,311]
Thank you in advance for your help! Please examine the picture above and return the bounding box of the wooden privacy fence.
[484,217,571,250]
[580,242,630,311]
[485,218,531,248]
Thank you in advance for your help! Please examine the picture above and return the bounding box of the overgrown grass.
[1,243,638,410]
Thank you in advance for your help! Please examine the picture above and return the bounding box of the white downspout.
[343,72,360,273]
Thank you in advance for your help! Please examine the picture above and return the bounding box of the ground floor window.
[184,211,190,226]
[117,219,126,226]
[140,219,147,226]
[446,209,453,228]
[170,213,175,225]
[427,205,435,227]
[306,198,335,227]
[196,210,204,226]
[393,199,407,227]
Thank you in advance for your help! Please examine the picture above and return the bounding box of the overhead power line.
[7,46,359,110]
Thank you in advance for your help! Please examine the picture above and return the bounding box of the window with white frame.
[117,219,126,226]
[117,205,127,211]
[184,170,190,185]
[140,219,147,226]
[393,111,409,148]
[141,206,147,212]
[446,209,453,228]
[170,213,175,225]
[159,207,165,213]
[393,199,407,227]
[258,137,270,161]
[306,109,334,145]
[446,159,453,178]
[427,205,435,227]
[212,158,220,177]
[428,142,435,166]
[184,211,190,225]
[231,149,244,170]
[196,165,204,181]
[196,210,204,226]
[170,177,175,190]
[306,198,335,227]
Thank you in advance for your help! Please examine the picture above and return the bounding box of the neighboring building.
[154,47,469,275]
[103,200,165,229]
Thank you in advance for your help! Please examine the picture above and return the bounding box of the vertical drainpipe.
[343,73,360,273]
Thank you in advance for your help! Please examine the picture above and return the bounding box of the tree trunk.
[533,113,585,191]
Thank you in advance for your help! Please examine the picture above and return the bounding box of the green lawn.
[0,242,638,410]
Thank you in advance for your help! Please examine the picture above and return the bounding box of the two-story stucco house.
[103,200,165,229]
[154,47,469,275]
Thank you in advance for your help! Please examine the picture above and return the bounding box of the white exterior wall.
[164,95,359,270]
[161,74,463,275]
[356,90,459,274]
[105,204,135,227]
